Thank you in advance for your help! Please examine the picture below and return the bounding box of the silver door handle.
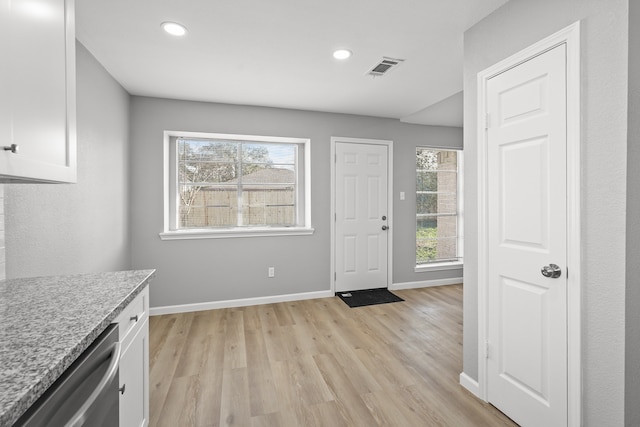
[541,264,562,278]
[2,144,18,154]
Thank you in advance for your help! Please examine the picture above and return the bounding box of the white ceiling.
[76,0,508,125]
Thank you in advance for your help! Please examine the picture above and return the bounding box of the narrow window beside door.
[415,148,463,268]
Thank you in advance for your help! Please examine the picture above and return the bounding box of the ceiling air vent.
[367,57,405,77]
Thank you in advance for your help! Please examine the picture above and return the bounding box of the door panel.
[487,44,567,427]
[499,75,548,125]
[367,176,380,218]
[335,142,389,292]
[500,137,549,249]
[500,276,548,398]
[367,235,380,271]
[344,237,357,273]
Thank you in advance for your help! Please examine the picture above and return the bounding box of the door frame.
[476,21,581,426]
[330,136,394,294]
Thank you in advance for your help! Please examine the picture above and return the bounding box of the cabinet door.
[1,0,76,183]
[119,317,149,427]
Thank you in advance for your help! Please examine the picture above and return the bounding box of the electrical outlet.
[400,191,405,200]
[268,267,275,278]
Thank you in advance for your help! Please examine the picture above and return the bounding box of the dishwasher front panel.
[14,324,120,427]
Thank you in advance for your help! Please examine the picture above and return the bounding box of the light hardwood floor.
[149,285,518,426]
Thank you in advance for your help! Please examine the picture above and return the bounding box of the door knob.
[382,215,387,220]
[2,144,18,154]
[541,264,562,278]
[382,225,388,231]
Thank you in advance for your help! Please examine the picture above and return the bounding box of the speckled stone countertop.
[0,269,155,427]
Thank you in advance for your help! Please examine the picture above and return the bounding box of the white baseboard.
[150,289,334,316]
[389,277,463,291]
[150,277,463,316]
[459,372,481,398]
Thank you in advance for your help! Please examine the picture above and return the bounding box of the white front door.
[335,142,389,293]
[486,44,568,426]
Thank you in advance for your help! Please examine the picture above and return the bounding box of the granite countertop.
[0,269,155,427]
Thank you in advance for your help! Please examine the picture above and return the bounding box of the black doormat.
[337,288,404,308]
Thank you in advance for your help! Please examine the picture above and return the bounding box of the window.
[161,131,312,239]
[416,148,462,268]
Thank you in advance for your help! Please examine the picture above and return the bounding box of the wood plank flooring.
[149,285,518,426]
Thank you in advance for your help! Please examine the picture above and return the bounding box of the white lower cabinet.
[116,287,149,427]
[119,318,149,427]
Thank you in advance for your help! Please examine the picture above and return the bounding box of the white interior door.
[486,44,568,426]
[335,142,389,293]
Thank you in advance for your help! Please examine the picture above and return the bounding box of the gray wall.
[129,97,462,308]
[4,42,132,277]
[463,0,628,425]
[626,1,640,425]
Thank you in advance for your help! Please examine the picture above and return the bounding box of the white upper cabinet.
[1,0,76,183]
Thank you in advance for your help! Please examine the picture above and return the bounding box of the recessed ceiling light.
[161,22,188,36]
[333,49,352,60]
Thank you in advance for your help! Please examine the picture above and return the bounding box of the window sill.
[415,261,463,273]
[159,227,315,240]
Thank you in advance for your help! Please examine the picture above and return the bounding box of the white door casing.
[475,22,581,427]
[332,138,392,293]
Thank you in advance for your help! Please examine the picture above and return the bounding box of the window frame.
[414,147,464,272]
[160,131,313,240]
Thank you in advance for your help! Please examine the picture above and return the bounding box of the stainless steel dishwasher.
[14,324,121,427]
